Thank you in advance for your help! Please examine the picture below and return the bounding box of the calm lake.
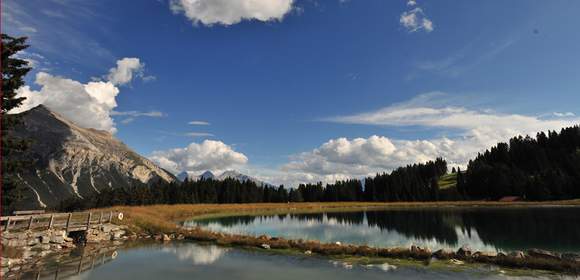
[17,243,573,280]
[187,206,580,253]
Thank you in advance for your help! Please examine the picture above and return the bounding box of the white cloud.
[107,57,145,86]
[283,135,458,179]
[150,140,248,174]
[281,92,580,184]
[407,0,417,6]
[111,110,165,118]
[186,132,214,137]
[400,7,433,33]
[551,112,575,118]
[19,26,37,33]
[14,50,50,71]
[11,57,149,133]
[111,110,165,125]
[189,120,210,125]
[163,244,228,265]
[326,92,577,135]
[169,0,294,26]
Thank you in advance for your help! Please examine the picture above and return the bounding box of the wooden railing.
[0,211,122,232]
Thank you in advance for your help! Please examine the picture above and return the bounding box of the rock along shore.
[1,224,128,277]
[170,226,580,274]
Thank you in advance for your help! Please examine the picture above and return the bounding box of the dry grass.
[97,200,580,234]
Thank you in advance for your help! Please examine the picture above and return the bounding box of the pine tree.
[1,34,32,214]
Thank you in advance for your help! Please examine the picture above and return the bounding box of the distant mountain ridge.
[177,170,273,187]
[8,105,176,209]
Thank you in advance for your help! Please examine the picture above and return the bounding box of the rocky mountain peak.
[8,106,176,209]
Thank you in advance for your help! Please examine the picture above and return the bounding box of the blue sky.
[4,0,580,186]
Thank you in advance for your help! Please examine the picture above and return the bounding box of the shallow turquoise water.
[188,207,580,253]
[20,243,573,280]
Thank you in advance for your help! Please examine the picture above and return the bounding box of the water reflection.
[189,207,580,253]
[8,248,118,280]
[162,244,228,265]
[13,242,574,280]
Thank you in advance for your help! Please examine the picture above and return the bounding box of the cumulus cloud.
[169,0,294,26]
[283,92,580,184]
[283,136,455,178]
[400,2,433,33]
[107,57,145,86]
[11,57,152,133]
[149,140,248,174]
[283,134,491,182]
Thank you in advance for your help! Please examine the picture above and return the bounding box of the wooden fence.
[0,211,122,232]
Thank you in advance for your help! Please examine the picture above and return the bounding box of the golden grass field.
[101,200,580,234]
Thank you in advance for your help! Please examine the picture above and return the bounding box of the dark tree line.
[364,158,447,202]
[58,178,289,211]
[58,158,448,210]
[293,158,447,202]
[460,126,580,200]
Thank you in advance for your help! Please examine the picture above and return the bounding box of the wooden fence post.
[77,254,84,274]
[98,212,103,224]
[108,211,113,223]
[5,217,11,231]
[28,216,34,230]
[86,212,92,228]
[48,214,55,229]
[66,213,73,232]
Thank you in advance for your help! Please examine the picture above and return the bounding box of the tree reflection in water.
[192,207,580,253]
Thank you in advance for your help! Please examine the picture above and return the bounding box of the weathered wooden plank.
[13,210,46,216]
[48,214,55,229]
[65,213,73,232]
[28,216,34,230]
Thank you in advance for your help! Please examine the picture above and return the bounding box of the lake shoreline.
[105,201,580,274]
[5,201,580,277]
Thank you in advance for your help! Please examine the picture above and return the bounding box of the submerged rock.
[527,249,561,260]
[260,244,271,250]
[258,235,270,240]
[508,251,525,259]
[562,253,580,263]
[410,245,431,256]
[456,245,472,258]
[433,249,454,259]
[473,251,497,258]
